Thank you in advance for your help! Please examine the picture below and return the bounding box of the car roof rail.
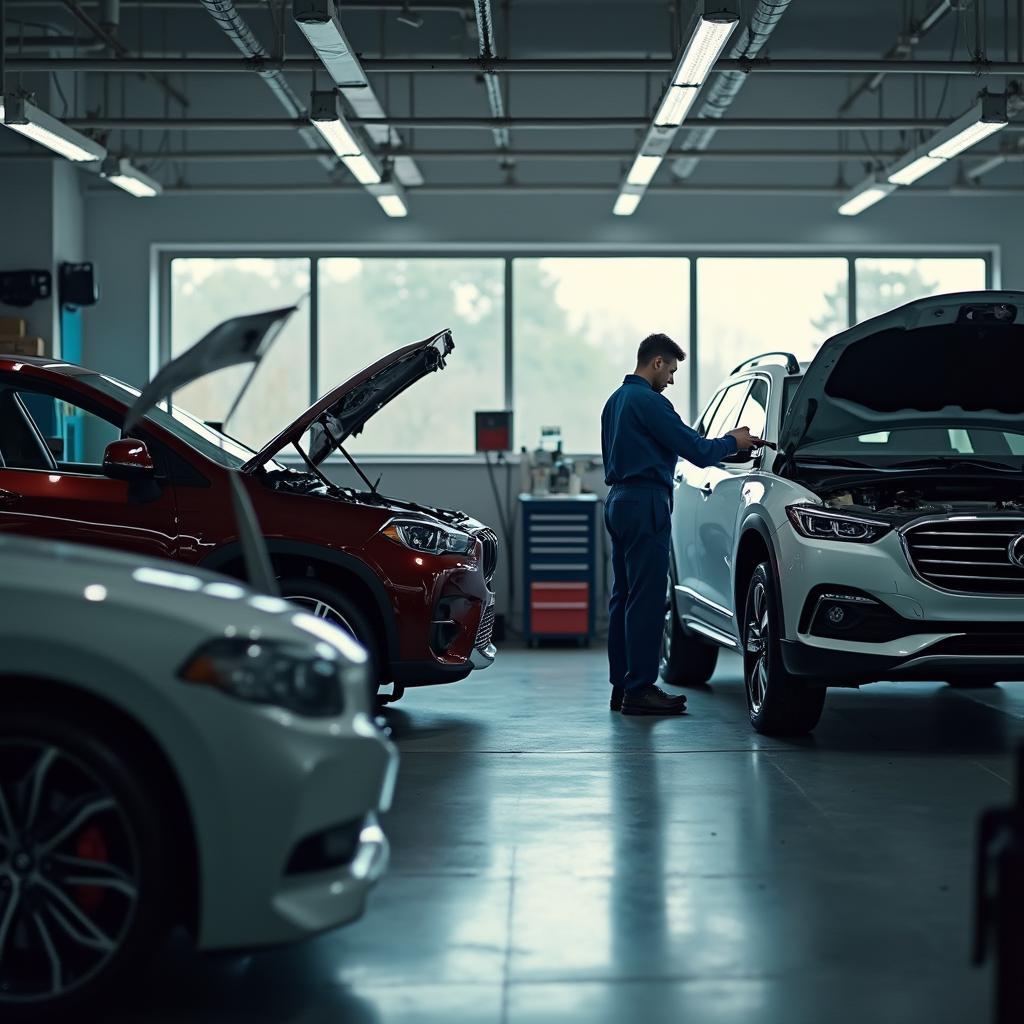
[730,351,801,376]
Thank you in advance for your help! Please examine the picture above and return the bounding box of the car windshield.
[797,426,1024,465]
[85,373,284,472]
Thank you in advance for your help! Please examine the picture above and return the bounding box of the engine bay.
[821,480,1024,520]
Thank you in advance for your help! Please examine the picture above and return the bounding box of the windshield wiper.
[885,457,1022,475]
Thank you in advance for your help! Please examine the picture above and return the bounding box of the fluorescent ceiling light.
[674,12,739,87]
[627,154,662,186]
[343,153,382,185]
[309,89,363,157]
[887,152,945,186]
[838,176,896,217]
[928,117,1006,160]
[654,86,700,128]
[377,194,408,217]
[884,93,1008,188]
[2,94,105,163]
[293,0,366,89]
[312,117,362,158]
[613,193,642,217]
[100,157,161,197]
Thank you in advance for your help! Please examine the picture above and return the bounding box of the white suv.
[665,291,1024,735]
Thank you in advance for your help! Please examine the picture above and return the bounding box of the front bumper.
[772,520,1024,684]
[358,534,497,682]
[183,693,398,951]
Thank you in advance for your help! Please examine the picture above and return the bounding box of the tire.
[0,711,171,1021]
[743,562,826,736]
[278,577,382,699]
[660,565,718,687]
[944,677,1000,689]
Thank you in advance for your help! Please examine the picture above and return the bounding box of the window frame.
[0,376,128,477]
[156,246,995,460]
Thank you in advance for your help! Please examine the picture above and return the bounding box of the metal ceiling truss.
[3,0,1024,208]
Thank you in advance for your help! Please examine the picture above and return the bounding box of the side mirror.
[103,438,155,480]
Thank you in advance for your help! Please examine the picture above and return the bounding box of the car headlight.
[179,637,343,717]
[382,519,475,556]
[785,504,892,544]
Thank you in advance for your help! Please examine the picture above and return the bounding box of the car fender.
[734,509,786,637]
[198,539,399,659]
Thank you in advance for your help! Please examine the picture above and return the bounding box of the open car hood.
[243,329,454,471]
[123,306,297,436]
[779,291,1024,457]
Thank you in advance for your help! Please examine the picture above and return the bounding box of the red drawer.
[531,582,589,635]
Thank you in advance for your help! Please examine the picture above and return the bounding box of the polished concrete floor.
[107,647,1023,1024]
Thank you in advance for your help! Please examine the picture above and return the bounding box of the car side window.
[704,382,751,441]
[695,392,725,438]
[735,378,769,441]
[8,387,120,472]
[0,390,54,470]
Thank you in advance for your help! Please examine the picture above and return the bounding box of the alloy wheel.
[0,740,140,1004]
[287,595,358,641]
[745,581,770,714]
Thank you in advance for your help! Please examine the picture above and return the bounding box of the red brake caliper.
[73,825,108,911]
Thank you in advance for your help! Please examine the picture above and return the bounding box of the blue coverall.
[601,375,738,694]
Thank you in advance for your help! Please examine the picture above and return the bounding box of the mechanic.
[601,333,765,716]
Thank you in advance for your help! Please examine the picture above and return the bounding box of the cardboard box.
[0,336,45,357]
[0,316,26,337]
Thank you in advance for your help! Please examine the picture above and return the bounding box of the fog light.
[827,606,846,625]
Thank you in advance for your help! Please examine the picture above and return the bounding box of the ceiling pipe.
[472,0,509,151]
[65,115,1020,131]
[10,56,1024,74]
[838,0,953,114]
[672,0,795,180]
[198,0,334,172]
[58,0,188,106]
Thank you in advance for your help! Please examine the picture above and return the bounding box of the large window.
[513,258,690,453]
[163,251,992,455]
[696,258,847,410]
[317,258,504,455]
[170,258,311,450]
[854,258,987,322]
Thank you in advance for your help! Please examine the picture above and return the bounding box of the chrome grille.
[477,528,498,584]
[903,518,1024,595]
[475,603,496,651]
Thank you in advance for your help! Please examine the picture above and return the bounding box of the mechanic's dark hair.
[637,333,684,366]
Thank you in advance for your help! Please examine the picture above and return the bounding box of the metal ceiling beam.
[0,147,910,162]
[838,0,953,114]
[57,0,189,106]
[63,115,1024,131]
[9,56,1024,74]
[85,182,1024,197]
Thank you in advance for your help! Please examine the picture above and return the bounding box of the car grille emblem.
[1008,533,1024,569]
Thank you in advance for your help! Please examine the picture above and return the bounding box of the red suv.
[0,328,497,700]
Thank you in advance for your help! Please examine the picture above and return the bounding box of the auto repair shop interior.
[1,1,1024,1022]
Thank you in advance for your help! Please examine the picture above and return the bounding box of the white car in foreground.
[0,535,397,1018]
[665,291,1024,735]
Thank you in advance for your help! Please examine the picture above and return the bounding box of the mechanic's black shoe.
[621,685,688,716]
[610,687,624,711]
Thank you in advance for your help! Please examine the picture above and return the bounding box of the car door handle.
[699,483,713,498]
[0,489,20,507]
